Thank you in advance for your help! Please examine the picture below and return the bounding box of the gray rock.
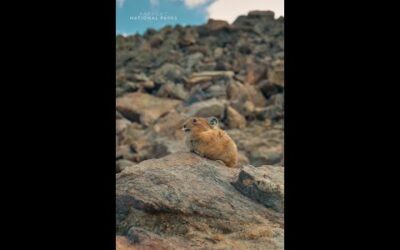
[256,105,283,121]
[184,98,226,119]
[153,63,186,84]
[156,82,189,100]
[250,148,283,166]
[116,159,135,173]
[268,93,284,106]
[205,84,227,98]
[233,165,284,212]
[259,80,284,99]
[185,52,203,71]
[116,153,283,250]
[227,121,283,167]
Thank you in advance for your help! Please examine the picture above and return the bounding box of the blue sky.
[116,0,212,35]
[116,0,284,35]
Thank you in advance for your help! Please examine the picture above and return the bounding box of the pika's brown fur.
[182,117,238,168]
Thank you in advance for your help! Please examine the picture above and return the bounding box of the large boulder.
[183,98,227,120]
[116,92,181,126]
[116,153,284,250]
[227,81,266,107]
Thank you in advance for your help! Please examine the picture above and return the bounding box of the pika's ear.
[208,117,219,127]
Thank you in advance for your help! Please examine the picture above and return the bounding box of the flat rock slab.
[116,92,181,126]
[116,153,283,250]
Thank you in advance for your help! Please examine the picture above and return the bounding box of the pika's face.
[182,117,218,134]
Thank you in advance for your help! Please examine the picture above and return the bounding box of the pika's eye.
[193,119,197,123]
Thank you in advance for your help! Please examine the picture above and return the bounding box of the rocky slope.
[116,10,284,167]
[116,10,284,249]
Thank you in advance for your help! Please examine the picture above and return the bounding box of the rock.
[184,98,226,119]
[116,81,139,95]
[226,81,248,101]
[184,52,203,71]
[149,35,163,48]
[204,19,230,32]
[226,106,246,129]
[116,87,125,97]
[156,82,189,100]
[141,80,155,89]
[248,10,275,20]
[116,153,283,250]
[152,110,186,139]
[259,80,284,99]
[237,151,250,166]
[179,31,196,47]
[118,116,187,162]
[116,119,131,135]
[249,146,283,166]
[256,105,284,122]
[245,61,267,85]
[227,81,266,107]
[116,92,181,125]
[227,121,283,167]
[230,100,255,120]
[152,63,186,84]
[118,124,153,162]
[213,47,224,58]
[116,144,136,161]
[184,86,214,105]
[116,236,139,250]
[246,84,267,107]
[205,84,226,98]
[153,137,187,156]
[126,227,187,250]
[268,59,284,86]
[116,110,124,119]
[233,165,284,212]
[186,71,234,87]
[128,73,155,90]
[268,93,284,106]
[116,159,135,173]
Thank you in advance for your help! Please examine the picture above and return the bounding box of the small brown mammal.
[182,116,238,168]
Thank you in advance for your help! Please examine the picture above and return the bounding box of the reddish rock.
[152,110,186,139]
[226,106,246,129]
[245,61,267,85]
[116,92,181,126]
[205,19,230,32]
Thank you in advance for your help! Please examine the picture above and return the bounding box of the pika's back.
[182,117,238,168]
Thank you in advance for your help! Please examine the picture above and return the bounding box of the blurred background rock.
[116,10,284,169]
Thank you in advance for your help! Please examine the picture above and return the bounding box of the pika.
[182,116,238,168]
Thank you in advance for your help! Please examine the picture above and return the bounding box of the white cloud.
[207,0,284,23]
[150,0,160,6]
[116,0,125,8]
[184,0,209,9]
